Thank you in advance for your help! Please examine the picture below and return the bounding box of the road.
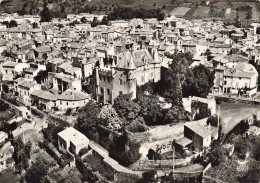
[30,106,48,131]
[1,98,48,131]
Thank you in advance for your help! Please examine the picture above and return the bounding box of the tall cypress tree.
[40,3,52,22]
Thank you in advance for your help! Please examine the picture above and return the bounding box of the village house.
[182,96,217,116]
[176,118,218,152]
[58,127,89,155]
[1,61,29,81]
[14,106,31,119]
[50,72,82,93]
[24,63,46,80]
[213,62,258,97]
[47,58,65,73]
[56,89,89,111]
[16,80,41,106]
[109,20,129,28]
[33,45,52,63]
[30,90,58,112]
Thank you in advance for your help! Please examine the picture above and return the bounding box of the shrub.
[78,147,89,157]
[147,149,162,160]
[0,100,9,112]
[192,101,211,120]
[65,108,72,116]
[206,115,219,127]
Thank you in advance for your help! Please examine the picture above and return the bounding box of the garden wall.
[132,153,200,171]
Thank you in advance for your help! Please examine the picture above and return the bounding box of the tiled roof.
[31,90,58,101]
[2,61,18,67]
[34,46,51,53]
[18,80,37,89]
[24,67,37,73]
[58,89,89,101]
[185,120,211,138]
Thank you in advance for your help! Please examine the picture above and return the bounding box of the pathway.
[88,140,142,175]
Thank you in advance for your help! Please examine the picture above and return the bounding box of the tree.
[137,170,157,183]
[135,95,162,126]
[183,65,214,97]
[235,137,250,159]
[9,20,18,28]
[81,16,87,23]
[2,83,9,93]
[208,145,226,167]
[91,17,99,27]
[160,52,191,106]
[75,101,107,136]
[0,100,9,112]
[113,94,142,124]
[32,22,38,29]
[99,16,108,25]
[192,101,211,120]
[239,168,260,183]
[25,157,52,183]
[43,122,67,147]
[206,115,219,127]
[40,3,52,22]
[65,108,72,116]
[60,5,65,13]
[162,106,190,124]
[34,70,48,84]
[147,149,162,160]
[13,137,32,172]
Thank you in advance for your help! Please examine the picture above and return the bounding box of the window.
[66,102,68,105]
[119,79,123,85]
[107,89,110,95]
[60,101,62,105]
[119,91,123,95]
[101,87,104,93]
[239,77,241,80]
[224,81,227,85]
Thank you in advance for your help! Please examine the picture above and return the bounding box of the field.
[170,7,191,17]
[192,6,210,18]
[219,103,260,134]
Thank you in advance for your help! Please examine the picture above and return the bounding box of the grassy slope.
[219,103,260,134]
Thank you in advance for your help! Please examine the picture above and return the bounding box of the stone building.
[93,48,161,104]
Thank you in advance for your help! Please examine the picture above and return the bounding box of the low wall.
[214,95,260,105]
[132,153,200,171]
[126,130,149,143]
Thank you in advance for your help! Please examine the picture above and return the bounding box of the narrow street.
[1,98,48,131]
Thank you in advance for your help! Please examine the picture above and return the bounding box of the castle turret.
[111,59,116,76]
